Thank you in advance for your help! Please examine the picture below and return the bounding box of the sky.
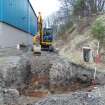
[30,0,60,19]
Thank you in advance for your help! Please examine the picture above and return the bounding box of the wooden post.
[94,41,100,82]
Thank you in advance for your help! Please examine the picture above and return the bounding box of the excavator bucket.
[33,44,41,55]
[32,35,41,55]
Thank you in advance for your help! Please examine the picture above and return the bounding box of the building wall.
[0,0,38,35]
[0,22,33,48]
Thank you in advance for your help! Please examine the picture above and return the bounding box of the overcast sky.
[30,0,60,19]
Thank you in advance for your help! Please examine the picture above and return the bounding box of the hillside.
[57,14,105,70]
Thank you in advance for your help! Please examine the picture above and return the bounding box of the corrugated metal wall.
[0,0,38,35]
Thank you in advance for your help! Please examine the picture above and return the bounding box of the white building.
[0,22,33,48]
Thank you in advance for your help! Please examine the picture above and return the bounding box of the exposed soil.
[18,74,94,98]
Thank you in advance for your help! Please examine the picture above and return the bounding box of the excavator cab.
[41,28,53,51]
[43,28,53,43]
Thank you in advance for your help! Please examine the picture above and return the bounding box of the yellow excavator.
[32,12,54,54]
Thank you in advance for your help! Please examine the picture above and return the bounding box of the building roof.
[0,0,38,35]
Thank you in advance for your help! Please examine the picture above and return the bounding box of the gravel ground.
[32,86,105,105]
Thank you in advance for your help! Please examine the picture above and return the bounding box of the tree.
[92,15,105,46]
[73,0,87,16]
[87,0,105,13]
[73,0,105,16]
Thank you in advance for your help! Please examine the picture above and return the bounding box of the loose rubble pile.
[0,50,105,105]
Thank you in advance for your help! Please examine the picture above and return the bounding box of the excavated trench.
[19,74,93,97]
[0,51,105,105]
[15,56,104,98]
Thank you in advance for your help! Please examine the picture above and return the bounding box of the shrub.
[91,15,105,45]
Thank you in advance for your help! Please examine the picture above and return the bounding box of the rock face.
[49,59,73,86]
